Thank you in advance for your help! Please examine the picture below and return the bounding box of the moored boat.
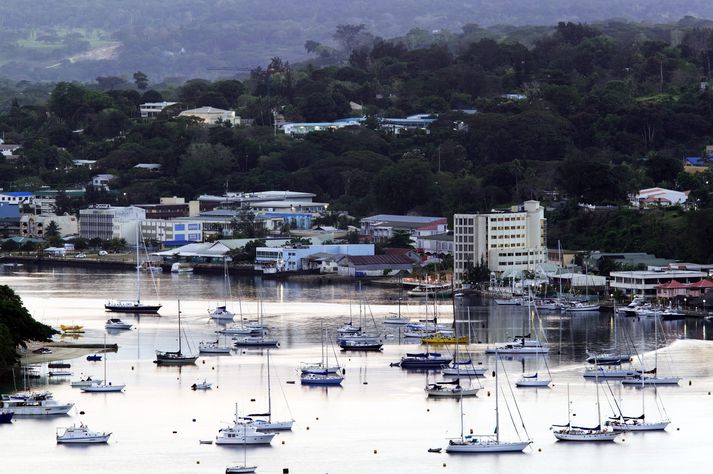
[56,423,111,444]
[0,392,74,416]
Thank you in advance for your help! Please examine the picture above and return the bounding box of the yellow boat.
[60,324,85,334]
[421,333,468,345]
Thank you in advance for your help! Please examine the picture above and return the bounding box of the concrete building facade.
[79,205,146,241]
[454,200,547,282]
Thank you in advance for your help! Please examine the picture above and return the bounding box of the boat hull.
[609,420,670,431]
[301,375,344,386]
[105,303,161,314]
[226,466,257,473]
[57,435,110,444]
[215,433,275,445]
[553,430,618,441]
[446,440,531,453]
[250,420,294,431]
[154,356,198,366]
[621,377,681,385]
[515,378,551,387]
[441,367,487,376]
[81,384,125,393]
[425,388,480,397]
[583,369,636,378]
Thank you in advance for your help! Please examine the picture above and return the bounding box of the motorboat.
[171,262,194,273]
[660,307,686,320]
[421,333,468,345]
[191,380,213,390]
[210,305,235,321]
[564,302,601,312]
[398,352,452,369]
[425,379,480,398]
[0,392,74,415]
[199,340,232,354]
[215,405,276,445]
[56,423,111,444]
[105,318,133,330]
[60,324,84,334]
[70,376,103,388]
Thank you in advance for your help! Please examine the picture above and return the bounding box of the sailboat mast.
[267,349,272,422]
[223,257,229,307]
[136,226,141,303]
[103,333,107,382]
[459,381,465,442]
[596,370,602,428]
[495,352,500,442]
[177,300,182,353]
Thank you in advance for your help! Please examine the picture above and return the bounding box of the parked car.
[74,253,86,258]
[98,250,108,256]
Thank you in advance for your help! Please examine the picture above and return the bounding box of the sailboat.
[551,381,619,441]
[224,421,257,473]
[233,294,279,347]
[606,368,671,431]
[154,300,198,365]
[301,323,343,375]
[105,227,162,314]
[516,298,552,387]
[446,352,532,452]
[82,334,125,393]
[337,283,383,351]
[302,327,344,386]
[245,350,294,430]
[584,300,632,372]
[210,256,235,321]
[425,377,480,398]
[622,317,681,385]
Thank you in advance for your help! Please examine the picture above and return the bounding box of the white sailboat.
[245,350,294,431]
[210,256,235,321]
[225,421,258,473]
[105,227,161,314]
[233,295,279,347]
[82,335,125,393]
[622,317,681,386]
[301,323,343,375]
[607,371,670,431]
[551,382,619,441]
[516,299,552,387]
[301,327,344,386]
[199,338,232,354]
[446,352,532,453]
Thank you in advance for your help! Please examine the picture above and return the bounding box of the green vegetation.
[0,286,56,370]
[1,20,713,261]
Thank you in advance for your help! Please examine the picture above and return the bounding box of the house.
[90,174,115,190]
[0,140,21,157]
[140,101,178,119]
[417,232,454,255]
[384,247,422,264]
[632,187,689,208]
[133,163,162,172]
[337,254,414,277]
[72,159,97,169]
[254,244,374,273]
[178,106,240,126]
[656,279,713,300]
[684,156,709,174]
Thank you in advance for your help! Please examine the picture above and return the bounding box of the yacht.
[0,392,74,416]
[216,405,276,445]
[515,373,551,387]
[300,372,344,386]
[551,385,618,442]
[105,318,133,330]
[564,302,601,312]
[56,423,111,444]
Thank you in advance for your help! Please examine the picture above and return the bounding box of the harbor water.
[2,266,713,473]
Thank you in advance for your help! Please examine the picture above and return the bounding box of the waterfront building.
[79,205,146,241]
[415,232,453,255]
[140,219,203,245]
[337,254,414,277]
[453,200,546,282]
[20,213,78,238]
[254,243,374,273]
[197,190,319,212]
[609,270,707,296]
[360,215,447,244]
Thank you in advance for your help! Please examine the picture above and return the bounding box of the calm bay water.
[2,266,713,473]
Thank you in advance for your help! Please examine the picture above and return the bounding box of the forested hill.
[2,20,713,261]
[3,0,713,81]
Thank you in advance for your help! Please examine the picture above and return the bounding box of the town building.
[453,200,547,282]
[133,163,162,172]
[140,219,203,245]
[655,280,713,300]
[135,197,190,219]
[337,254,414,277]
[197,191,318,212]
[609,270,708,296]
[178,106,240,126]
[416,232,454,255]
[90,174,115,190]
[360,215,447,243]
[153,239,291,263]
[79,205,146,241]
[631,187,689,208]
[586,251,672,270]
[0,139,21,158]
[20,213,78,238]
[0,191,34,206]
[254,244,374,273]
[139,101,178,119]
[72,159,97,169]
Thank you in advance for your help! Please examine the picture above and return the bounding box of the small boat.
[105,318,133,330]
[154,301,198,366]
[660,307,686,320]
[0,409,13,423]
[171,262,194,273]
[210,257,235,320]
[582,367,636,379]
[586,353,631,365]
[425,379,480,398]
[621,375,681,386]
[338,335,383,351]
[441,362,487,377]
[485,335,548,355]
[60,324,84,334]
[86,354,102,362]
[399,352,452,369]
[82,334,125,392]
[191,380,213,390]
[70,376,103,388]
[421,333,468,345]
[0,392,74,416]
[226,465,257,474]
[407,283,452,298]
[210,305,235,321]
[336,322,361,335]
[494,298,521,306]
[564,302,601,312]
[48,370,73,377]
[233,336,279,348]
[215,404,276,445]
[300,363,342,375]
[56,423,111,444]
[199,340,232,354]
[48,362,71,369]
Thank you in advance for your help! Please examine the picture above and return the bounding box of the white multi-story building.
[79,205,146,241]
[139,101,178,119]
[141,219,204,244]
[609,270,707,296]
[254,244,374,273]
[454,200,546,282]
[20,213,78,238]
